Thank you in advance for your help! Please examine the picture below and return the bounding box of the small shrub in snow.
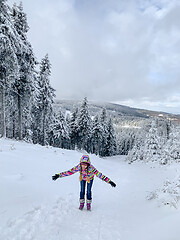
[147,176,180,209]
[10,144,16,150]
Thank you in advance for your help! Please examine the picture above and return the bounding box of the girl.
[52,155,116,211]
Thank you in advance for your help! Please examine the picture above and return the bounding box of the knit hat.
[80,155,91,164]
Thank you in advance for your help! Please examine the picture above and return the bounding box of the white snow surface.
[1,138,180,240]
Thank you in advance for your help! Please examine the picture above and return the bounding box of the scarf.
[79,165,90,183]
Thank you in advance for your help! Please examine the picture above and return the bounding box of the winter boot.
[79,199,85,210]
[87,199,92,211]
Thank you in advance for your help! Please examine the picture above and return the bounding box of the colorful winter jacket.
[58,155,111,183]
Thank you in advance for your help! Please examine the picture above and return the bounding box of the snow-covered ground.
[1,138,180,240]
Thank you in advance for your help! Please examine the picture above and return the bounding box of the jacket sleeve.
[59,164,80,178]
[91,165,111,183]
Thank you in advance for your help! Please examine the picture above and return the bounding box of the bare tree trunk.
[12,111,16,138]
[18,88,22,140]
[42,107,46,146]
[1,84,6,137]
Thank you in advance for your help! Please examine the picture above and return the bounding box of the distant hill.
[54,99,180,123]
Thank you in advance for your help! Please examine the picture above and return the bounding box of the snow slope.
[1,138,180,240]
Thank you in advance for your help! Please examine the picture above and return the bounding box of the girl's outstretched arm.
[91,166,116,187]
[52,164,80,181]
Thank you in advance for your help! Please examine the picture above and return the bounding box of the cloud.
[7,0,180,113]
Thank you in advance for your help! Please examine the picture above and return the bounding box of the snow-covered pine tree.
[144,118,173,162]
[116,129,137,155]
[11,2,37,140]
[139,118,162,162]
[105,118,117,156]
[91,114,103,155]
[64,112,71,149]
[50,109,69,148]
[0,0,19,137]
[76,97,92,152]
[99,108,108,157]
[11,2,29,38]
[161,125,180,164]
[126,137,144,163]
[69,107,79,150]
[168,126,180,162]
[37,54,56,146]
[127,117,171,163]
[30,72,42,144]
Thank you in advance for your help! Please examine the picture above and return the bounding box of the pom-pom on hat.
[80,155,91,164]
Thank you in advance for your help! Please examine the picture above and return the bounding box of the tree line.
[127,117,180,164]
[0,1,117,157]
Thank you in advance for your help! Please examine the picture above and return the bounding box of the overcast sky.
[8,0,180,114]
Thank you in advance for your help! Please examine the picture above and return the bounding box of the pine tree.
[144,119,164,162]
[116,129,136,155]
[127,137,144,163]
[127,118,168,163]
[91,115,103,155]
[161,125,180,164]
[37,54,55,146]
[0,0,19,137]
[76,97,92,152]
[69,107,79,150]
[105,118,117,156]
[11,2,36,140]
[50,110,69,148]
[30,73,42,144]
[11,2,29,39]
[99,108,108,157]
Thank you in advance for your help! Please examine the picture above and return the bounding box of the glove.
[52,174,60,181]
[109,180,116,187]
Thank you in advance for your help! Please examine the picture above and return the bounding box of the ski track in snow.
[1,138,180,240]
